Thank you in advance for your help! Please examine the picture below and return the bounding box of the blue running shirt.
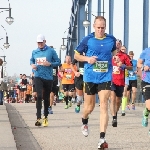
[139,48,150,83]
[128,59,137,80]
[75,33,116,84]
[30,45,60,80]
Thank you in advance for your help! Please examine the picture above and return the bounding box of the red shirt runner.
[112,51,132,86]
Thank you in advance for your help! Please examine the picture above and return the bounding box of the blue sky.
[0,0,150,76]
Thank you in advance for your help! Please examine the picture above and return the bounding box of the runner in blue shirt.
[30,34,60,127]
[127,51,138,110]
[74,16,117,149]
[138,48,150,134]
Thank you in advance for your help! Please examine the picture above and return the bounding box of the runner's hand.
[144,66,150,71]
[75,72,80,77]
[31,64,37,70]
[87,56,98,64]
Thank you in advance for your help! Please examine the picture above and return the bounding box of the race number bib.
[79,68,84,75]
[65,68,72,73]
[93,61,108,72]
[113,66,120,74]
[36,57,46,65]
[53,69,56,76]
[66,74,72,80]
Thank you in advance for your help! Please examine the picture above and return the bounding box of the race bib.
[65,68,72,73]
[113,66,120,74]
[93,61,108,72]
[53,69,56,76]
[36,57,46,65]
[66,74,72,80]
[79,68,84,75]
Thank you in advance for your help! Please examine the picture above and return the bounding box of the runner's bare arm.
[125,66,132,70]
[59,65,65,72]
[74,52,89,62]
[137,59,144,69]
[71,64,77,74]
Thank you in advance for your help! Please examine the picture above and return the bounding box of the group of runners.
[30,16,150,149]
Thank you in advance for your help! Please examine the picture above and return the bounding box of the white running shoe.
[81,124,89,137]
[98,138,108,149]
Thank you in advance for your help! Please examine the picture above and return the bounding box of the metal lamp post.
[60,37,77,59]
[0,1,14,25]
[60,38,68,51]
[0,53,7,80]
[60,38,77,50]
[0,47,6,78]
[1,25,10,49]
[83,1,105,28]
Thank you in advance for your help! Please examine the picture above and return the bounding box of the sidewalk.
[9,103,150,150]
[0,105,17,150]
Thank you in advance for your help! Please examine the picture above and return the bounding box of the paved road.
[0,105,17,150]
[5,103,149,150]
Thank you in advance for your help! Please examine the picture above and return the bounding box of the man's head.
[93,16,106,38]
[128,51,134,60]
[36,34,46,49]
[120,46,127,53]
[22,74,26,79]
[116,39,122,50]
[65,55,71,64]
[20,74,22,79]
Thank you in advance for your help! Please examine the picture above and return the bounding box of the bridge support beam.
[109,0,114,35]
[124,0,129,51]
[143,0,149,50]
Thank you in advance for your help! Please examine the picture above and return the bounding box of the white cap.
[36,34,45,42]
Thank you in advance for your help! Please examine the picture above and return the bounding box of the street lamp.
[60,37,76,51]
[1,25,10,49]
[83,1,105,28]
[0,2,14,25]
[83,9,91,28]
[60,38,68,51]
[83,20,91,28]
